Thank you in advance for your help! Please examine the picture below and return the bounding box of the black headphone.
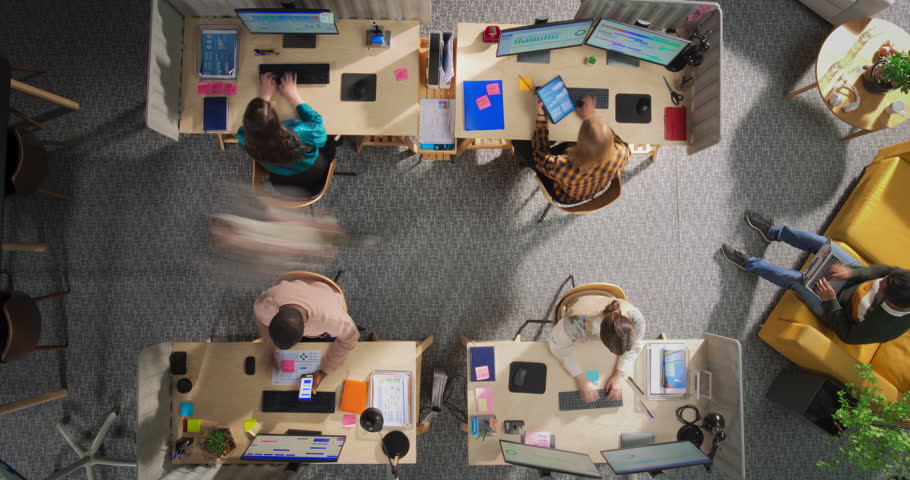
[676,405,727,471]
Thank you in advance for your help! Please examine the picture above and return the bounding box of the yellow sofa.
[758,141,910,402]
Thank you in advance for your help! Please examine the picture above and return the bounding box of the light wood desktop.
[463,339,706,466]
[454,23,690,144]
[178,19,420,136]
[170,341,419,465]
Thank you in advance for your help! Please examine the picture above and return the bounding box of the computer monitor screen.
[0,459,28,480]
[601,441,712,474]
[235,9,338,35]
[497,19,595,57]
[536,76,576,124]
[585,19,689,66]
[241,435,346,462]
[500,440,600,478]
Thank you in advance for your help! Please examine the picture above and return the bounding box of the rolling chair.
[534,173,622,223]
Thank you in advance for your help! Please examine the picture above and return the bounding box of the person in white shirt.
[548,297,645,403]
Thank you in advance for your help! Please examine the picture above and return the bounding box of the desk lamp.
[360,408,410,479]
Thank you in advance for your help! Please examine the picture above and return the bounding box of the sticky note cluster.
[394,68,409,82]
[343,414,357,428]
[186,419,201,433]
[197,82,238,96]
[475,365,490,381]
[179,402,194,416]
[474,386,494,413]
[524,431,551,448]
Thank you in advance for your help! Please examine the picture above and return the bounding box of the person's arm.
[318,311,360,375]
[604,309,645,401]
[253,299,278,366]
[549,319,598,403]
[848,265,900,282]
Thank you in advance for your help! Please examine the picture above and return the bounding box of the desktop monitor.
[0,459,28,480]
[500,440,601,478]
[235,9,338,48]
[585,19,689,66]
[240,434,346,462]
[496,19,595,57]
[601,440,712,474]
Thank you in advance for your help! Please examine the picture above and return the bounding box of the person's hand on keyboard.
[604,372,624,401]
[575,375,600,403]
[279,72,303,106]
[575,96,596,121]
[258,73,278,102]
[312,369,327,391]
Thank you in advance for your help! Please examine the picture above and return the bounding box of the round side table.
[785,18,910,141]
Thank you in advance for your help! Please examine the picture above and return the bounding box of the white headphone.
[829,82,861,112]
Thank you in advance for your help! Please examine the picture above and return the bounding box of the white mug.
[887,100,906,116]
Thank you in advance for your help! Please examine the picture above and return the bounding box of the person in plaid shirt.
[515,96,630,204]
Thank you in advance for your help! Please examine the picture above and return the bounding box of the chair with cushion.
[252,157,337,209]
[759,140,910,402]
[534,173,622,223]
[512,282,628,341]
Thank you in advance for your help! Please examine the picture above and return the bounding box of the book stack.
[646,343,688,400]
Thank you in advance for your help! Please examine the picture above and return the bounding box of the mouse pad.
[509,361,547,394]
[615,94,651,123]
[341,73,377,102]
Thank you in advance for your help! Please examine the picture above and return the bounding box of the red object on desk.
[483,26,501,43]
[664,107,687,141]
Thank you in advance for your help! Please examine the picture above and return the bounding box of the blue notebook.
[662,349,686,389]
[469,346,495,382]
[463,81,504,131]
[203,97,228,132]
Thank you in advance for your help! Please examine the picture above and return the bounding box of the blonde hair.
[566,115,615,172]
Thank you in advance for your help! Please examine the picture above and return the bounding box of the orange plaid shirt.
[532,121,630,204]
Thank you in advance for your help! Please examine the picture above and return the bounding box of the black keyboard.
[262,390,336,413]
[558,390,624,411]
[259,64,330,85]
[566,87,610,109]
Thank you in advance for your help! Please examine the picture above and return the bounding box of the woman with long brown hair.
[238,72,329,195]
[515,96,630,204]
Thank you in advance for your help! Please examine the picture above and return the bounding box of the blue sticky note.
[179,402,194,417]
[586,370,599,384]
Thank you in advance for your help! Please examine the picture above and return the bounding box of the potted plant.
[866,41,910,93]
[817,364,910,478]
[201,427,236,459]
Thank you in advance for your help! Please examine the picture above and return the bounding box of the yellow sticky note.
[187,419,201,433]
[244,419,257,432]
[478,398,488,412]
[518,76,532,91]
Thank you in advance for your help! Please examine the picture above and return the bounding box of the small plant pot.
[864,60,897,93]
[201,427,236,459]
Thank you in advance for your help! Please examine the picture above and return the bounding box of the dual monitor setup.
[501,439,712,478]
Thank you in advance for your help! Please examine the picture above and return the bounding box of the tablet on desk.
[536,76,576,124]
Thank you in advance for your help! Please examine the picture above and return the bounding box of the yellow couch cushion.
[826,156,910,268]
[870,330,910,395]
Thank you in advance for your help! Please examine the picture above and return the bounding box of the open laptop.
[536,76,576,124]
[802,239,850,299]
[240,434,346,462]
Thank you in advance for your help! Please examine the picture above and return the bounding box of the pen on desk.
[627,376,646,396]
[639,400,654,419]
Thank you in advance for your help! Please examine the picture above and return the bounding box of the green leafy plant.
[883,52,910,94]
[817,364,910,478]
[202,428,235,456]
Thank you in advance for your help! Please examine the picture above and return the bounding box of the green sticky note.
[244,419,257,432]
[187,419,201,433]
[586,370,599,384]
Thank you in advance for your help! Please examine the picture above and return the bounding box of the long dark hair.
[242,98,303,165]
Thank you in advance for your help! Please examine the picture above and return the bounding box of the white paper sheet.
[271,350,321,385]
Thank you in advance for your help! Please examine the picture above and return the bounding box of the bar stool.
[0,290,69,363]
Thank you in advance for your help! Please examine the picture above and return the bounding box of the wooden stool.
[6,128,73,200]
[629,143,660,162]
[1,290,70,363]
[455,138,514,159]
[354,136,416,153]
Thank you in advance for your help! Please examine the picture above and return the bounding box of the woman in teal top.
[238,72,329,194]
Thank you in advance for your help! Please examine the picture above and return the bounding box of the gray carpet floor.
[1,0,908,478]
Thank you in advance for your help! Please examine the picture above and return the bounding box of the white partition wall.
[144,0,432,139]
[704,333,746,480]
[575,0,722,154]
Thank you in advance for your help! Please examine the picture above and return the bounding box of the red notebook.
[664,107,687,141]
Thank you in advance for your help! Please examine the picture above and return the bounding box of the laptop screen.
[240,434,346,462]
[536,76,576,124]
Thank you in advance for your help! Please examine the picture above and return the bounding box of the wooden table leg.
[784,82,818,99]
[33,290,71,302]
[10,79,79,110]
[415,336,433,435]
[0,389,67,416]
[840,129,875,141]
[458,336,472,347]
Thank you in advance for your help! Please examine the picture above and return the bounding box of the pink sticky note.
[486,82,501,96]
[475,365,490,381]
[697,5,715,14]
[209,82,225,95]
[474,386,494,413]
[476,95,491,110]
[394,68,409,82]
[224,82,238,96]
[280,360,295,373]
[687,13,702,22]
[196,82,211,95]
[343,414,356,428]
[524,431,551,448]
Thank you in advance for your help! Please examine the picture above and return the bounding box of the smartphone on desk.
[298,374,314,401]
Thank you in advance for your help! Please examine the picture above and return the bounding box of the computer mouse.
[354,79,369,99]
[244,356,255,375]
[513,367,528,387]
[637,98,650,115]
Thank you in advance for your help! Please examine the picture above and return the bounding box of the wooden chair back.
[251,158,337,208]
[535,173,623,216]
[552,283,628,325]
[7,128,48,196]
[277,271,347,312]
[0,292,41,363]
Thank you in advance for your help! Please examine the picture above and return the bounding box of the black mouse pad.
[615,94,651,123]
[341,73,377,101]
[508,361,547,394]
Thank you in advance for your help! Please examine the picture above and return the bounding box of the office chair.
[511,280,627,341]
[534,173,622,223]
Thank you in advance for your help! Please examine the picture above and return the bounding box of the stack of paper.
[370,370,413,428]
[647,344,688,399]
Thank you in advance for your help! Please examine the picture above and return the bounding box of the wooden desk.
[786,18,910,141]
[463,339,706,465]
[170,341,419,465]
[179,19,420,136]
[454,23,689,144]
